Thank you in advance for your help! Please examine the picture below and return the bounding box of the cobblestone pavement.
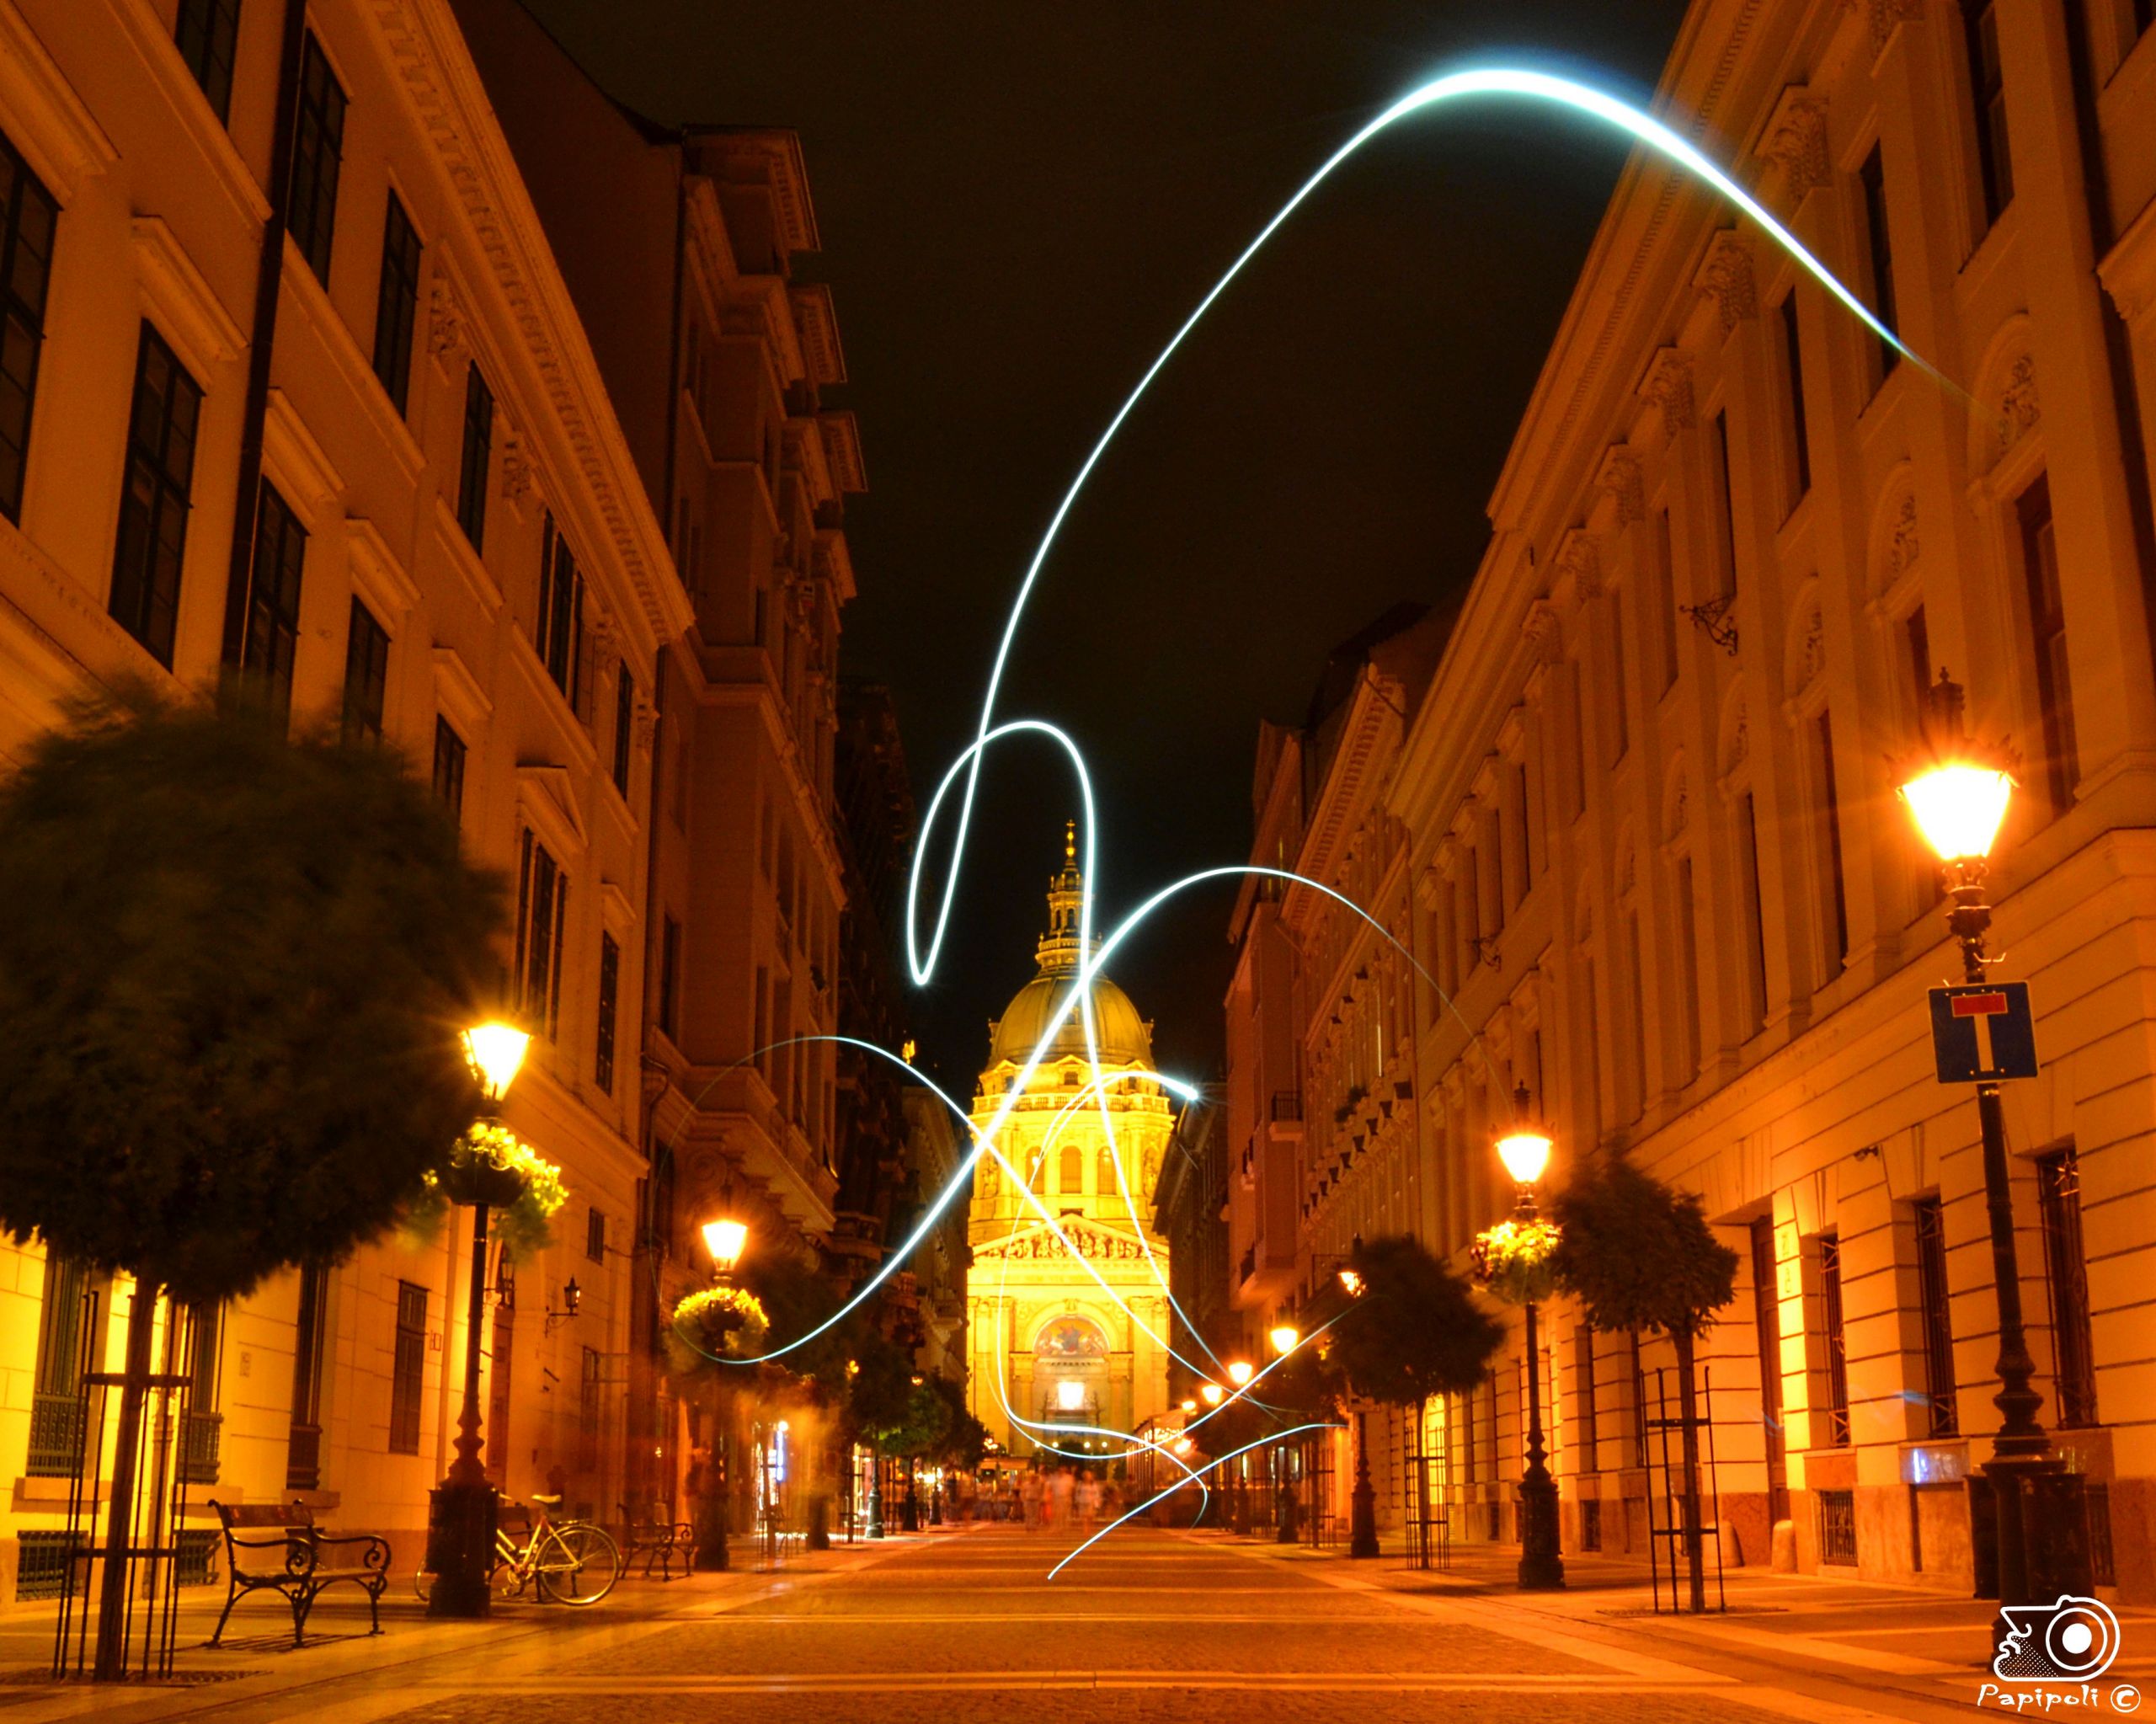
[3,1526,2141,1722]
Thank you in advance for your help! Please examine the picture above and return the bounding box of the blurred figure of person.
[1049,1465,1075,1530]
[1075,1470,1102,1535]
[1021,1469,1043,1529]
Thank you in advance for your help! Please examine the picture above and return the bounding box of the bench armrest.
[311,1530,392,1572]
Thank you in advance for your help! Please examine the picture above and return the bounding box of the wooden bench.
[206,1500,390,1647]
[618,1498,691,1580]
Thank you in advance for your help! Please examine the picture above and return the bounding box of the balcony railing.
[179,1411,222,1486]
[1269,1090,1302,1123]
[26,1392,84,1478]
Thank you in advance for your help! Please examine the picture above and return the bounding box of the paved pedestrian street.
[12,1524,2155,1724]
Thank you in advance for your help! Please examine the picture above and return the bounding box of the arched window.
[1097,1148,1118,1199]
[1028,1154,1047,1193]
[1059,1144,1083,1193]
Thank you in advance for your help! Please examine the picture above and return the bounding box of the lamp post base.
[1517,1471,1565,1591]
[424,1479,498,1619]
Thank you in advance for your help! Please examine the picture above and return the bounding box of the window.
[2037,1147,2097,1428]
[1652,510,1678,692]
[456,365,493,551]
[1904,605,1932,741]
[514,829,568,1042]
[1624,909,1647,1121]
[2019,477,2078,814]
[341,597,389,742]
[659,914,682,1042]
[1708,409,1737,598]
[287,1261,329,1491]
[1574,1325,1597,1474]
[0,129,56,523]
[1097,1147,1118,1201]
[1629,1330,1649,1467]
[431,716,466,820]
[1860,147,1898,385]
[1817,1488,1857,1564]
[1962,0,2014,223]
[1812,713,1849,977]
[1513,762,1532,885]
[389,1281,426,1454]
[1737,793,1769,1037]
[1778,293,1810,507]
[612,665,634,794]
[109,325,205,667]
[595,931,619,1092]
[1913,1197,1957,1438]
[29,1256,91,1477]
[289,34,346,284]
[578,1347,601,1472]
[230,482,307,714]
[180,1300,222,1484]
[1748,1220,1787,1521]
[1060,1144,1083,1194]
[371,193,422,416]
[173,0,242,125]
[585,1206,605,1263]
[537,516,584,700]
[1819,1232,1850,1447]
[1674,857,1701,1081]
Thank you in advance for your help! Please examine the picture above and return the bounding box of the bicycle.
[414,1493,622,1606]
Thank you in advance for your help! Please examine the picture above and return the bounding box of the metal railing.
[25,1392,83,1478]
[178,1410,222,1486]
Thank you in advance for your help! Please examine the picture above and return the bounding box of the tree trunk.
[1674,1327,1706,1615]
[93,1283,158,1680]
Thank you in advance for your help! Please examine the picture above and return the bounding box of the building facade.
[1377,0,2156,1598]
[0,0,686,1602]
[966,834,1177,1459]
[451,0,873,1514]
[1224,605,1453,1531]
[1154,1085,1230,1410]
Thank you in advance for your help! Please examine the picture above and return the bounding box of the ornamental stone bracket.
[1595,446,1644,529]
[1757,87,1829,205]
[1524,598,1564,665]
[1638,346,1696,433]
[1694,231,1758,333]
[1554,528,1601,600]
[427,275,465,360]
[1842,0,1924,59]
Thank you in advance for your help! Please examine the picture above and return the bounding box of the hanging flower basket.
[1471,1217,1563,1306]
[666,1284,771,1384]
[403,1123,568,1262]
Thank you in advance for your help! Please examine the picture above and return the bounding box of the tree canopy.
[1550,1156,1739,1342]
[0,687,502,1305]
[1326,1233,1504,1406]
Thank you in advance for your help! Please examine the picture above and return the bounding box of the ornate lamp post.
[692,1212,750,1571]
[1480,1086,1564,1591]
[426,1022,531,1620]
[1268,1326,1300,1543]
[1897,670,2089,1613]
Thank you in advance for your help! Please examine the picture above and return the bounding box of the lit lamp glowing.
[462,1022,530,1107]
[1056,1379,1086,1412]
[1226,1360,1253,1387]
[1337,1267,1364,1298]
[702,1217,749,1278]
[1896,670,2086,1620]
[1494,1111,1554,1193]
[430,1019,533,1620]
[1200,1384,1225,1406]
[1494,1082,1562,1590]
[1180,1398,1198,1415]
[1269,1325,1299,1356]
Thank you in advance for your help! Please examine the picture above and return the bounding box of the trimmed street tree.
[1552,1156,1739,1613]
[0,686,503,1674]
[1326,1234,1503,1556]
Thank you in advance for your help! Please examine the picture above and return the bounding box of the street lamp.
[1226,1359,1253,1387]
[1269,1325,1299,1356]
[694,1210,750,1571]
[1897,669,2089,1614]
[428,1021,531,1619]
[1497,1083,1563,1592]
[1199,1383,1225,1407]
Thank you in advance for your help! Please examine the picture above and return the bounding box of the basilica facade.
[966,832,1177,1458]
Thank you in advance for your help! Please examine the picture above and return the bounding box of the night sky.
[517,0,1691,1092]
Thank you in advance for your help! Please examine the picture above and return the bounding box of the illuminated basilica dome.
[985,825,1153,1072]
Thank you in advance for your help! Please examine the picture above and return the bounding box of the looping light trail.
[660,63,1935,1572]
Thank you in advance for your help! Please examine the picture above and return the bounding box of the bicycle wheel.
[414,1568,435,1604]
[536,1522,622,1604]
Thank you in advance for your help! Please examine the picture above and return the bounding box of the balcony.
[1269,1090,1302,1123]
[25,1392,83,1478]
[179,1411,221,1486]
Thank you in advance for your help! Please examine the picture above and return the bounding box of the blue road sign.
[1929,982,2038,1083]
